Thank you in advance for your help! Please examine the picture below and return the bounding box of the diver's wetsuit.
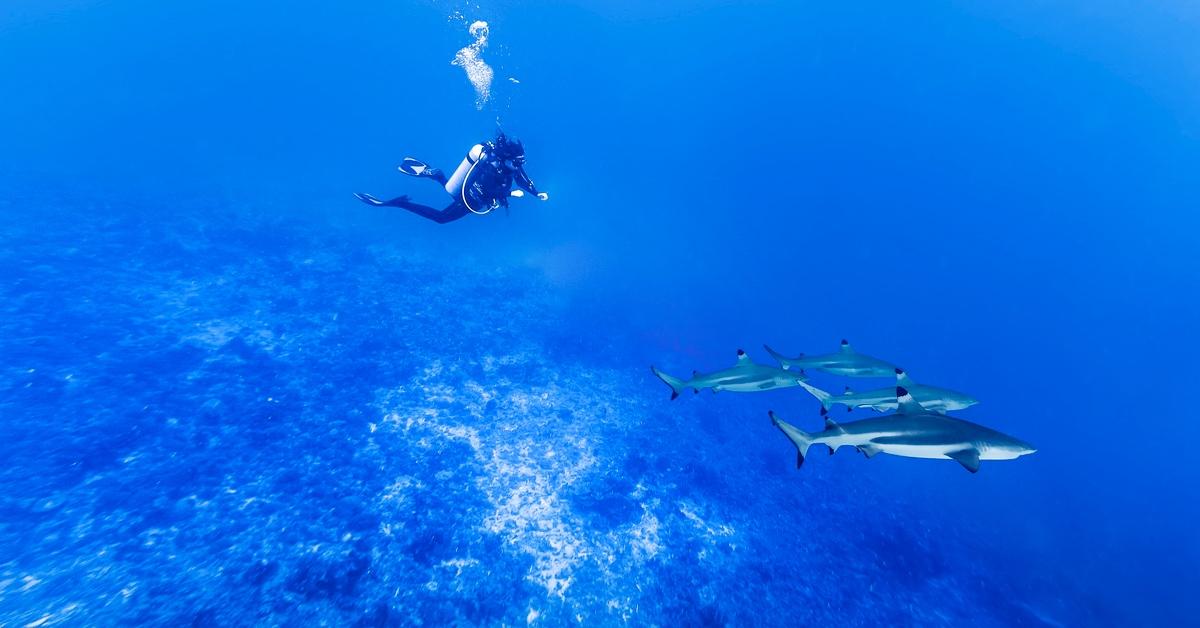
[359,169,471,224]
[363,194,471,224]
[356,136,541,224]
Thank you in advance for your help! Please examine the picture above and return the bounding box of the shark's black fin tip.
[819,406,828,416]
[737,348,746,356]
[895,367,904,375]
[670,391,679,400]
[841,339,849,345]
[897,386,909,397]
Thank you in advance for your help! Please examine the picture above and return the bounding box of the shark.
[798,368,979,414]
[763,339,898,378]
[651,349,808,400]
[769,386,1035,473]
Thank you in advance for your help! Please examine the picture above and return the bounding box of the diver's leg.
[395,199,470,224]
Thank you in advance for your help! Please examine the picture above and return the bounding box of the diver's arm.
[512,166,547,199]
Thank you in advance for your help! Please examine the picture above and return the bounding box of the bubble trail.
[452,20,494,110]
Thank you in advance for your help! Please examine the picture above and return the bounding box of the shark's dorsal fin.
[947,448,981,473]
[895,368,915,387]
[735,349,751,366]
[820,408,840,432]
[895,386,926,414]
[839,339,854,354]
[821,409,845,455]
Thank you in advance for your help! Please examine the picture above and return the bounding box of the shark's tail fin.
[797,380,835,411]
[650,366,687,401]
[763,344,797,369]
[769,410,813,468]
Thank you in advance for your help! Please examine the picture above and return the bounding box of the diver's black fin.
[398,157,435,177]
[353,192,385,206]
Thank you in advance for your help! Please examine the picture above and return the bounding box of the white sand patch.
[678,500,737,540]
[626,507,662,561]
[375,359,727,619]
[185,320,242,347]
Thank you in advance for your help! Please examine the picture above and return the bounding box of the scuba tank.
[444,144,486,197]
[445,144,501,214]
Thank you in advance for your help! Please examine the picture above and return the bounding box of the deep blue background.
[2,0,1197,625]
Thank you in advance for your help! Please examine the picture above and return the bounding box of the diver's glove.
[508,190,549,201]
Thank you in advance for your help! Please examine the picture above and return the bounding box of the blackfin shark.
[770,387,1035,473]
[798,368,979,414]
[763,339,898,378]
[651,349,808,400]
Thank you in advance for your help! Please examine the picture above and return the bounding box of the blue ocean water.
[1,1,1197,625]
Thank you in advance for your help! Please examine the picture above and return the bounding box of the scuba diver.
[354,132,549,224]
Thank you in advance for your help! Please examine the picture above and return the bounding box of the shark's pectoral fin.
[858,444,881,458]
[947,448,981,473]
[710,386,719,394]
